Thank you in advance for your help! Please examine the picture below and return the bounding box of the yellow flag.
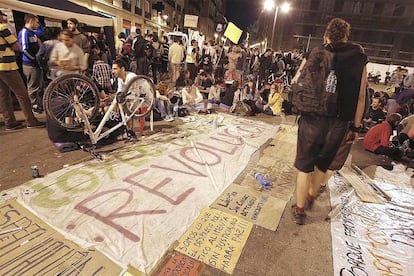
[224,22,243,44]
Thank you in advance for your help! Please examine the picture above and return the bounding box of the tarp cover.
[0,0,113,26]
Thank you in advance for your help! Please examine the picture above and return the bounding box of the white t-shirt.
[49,42,86,77]
[117,71,137,92]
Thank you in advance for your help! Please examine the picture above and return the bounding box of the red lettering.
[75,189,166,242]
[151,155,207,177]
[123,169,195,205]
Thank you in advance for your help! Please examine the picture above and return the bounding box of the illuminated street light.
[264,1,291,49]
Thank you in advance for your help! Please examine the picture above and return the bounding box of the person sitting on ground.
[155,81,174,121]
[175,69,190,89]
[363,113,403,160]
[181,79,204,113]
[243,79,262,114]
[261,83,286,122]
[112,58,138,141]
[195,71,213,93]
[397,114,414,152]
[219,80,240,113]
[208,78,223,109]
[362,96,385,129]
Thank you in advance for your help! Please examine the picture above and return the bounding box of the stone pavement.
[1,110,399,276]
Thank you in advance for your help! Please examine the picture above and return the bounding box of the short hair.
[67,18,79,26]
[60,29,73,38]
[24,13,37,23]
[113,58,127,69]
[118,32,126,39]
[199,71,207,78]
[388,113,402,125]
[325,18,350,42]
[184,79,193,87]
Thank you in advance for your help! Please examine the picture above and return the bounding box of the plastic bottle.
[254,172,271,189]
[212,115,218,129]
[173,102,179,118]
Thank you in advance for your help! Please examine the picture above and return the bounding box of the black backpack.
[288,44,339,117]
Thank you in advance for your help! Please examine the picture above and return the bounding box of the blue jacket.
[18,26,43,66]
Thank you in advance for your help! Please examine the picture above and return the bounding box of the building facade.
[275,0,414,67]
[70,0,226,42]
[70,0,185,38]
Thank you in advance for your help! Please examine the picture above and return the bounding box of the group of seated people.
[154,69,287,121]
[362,84,414,161]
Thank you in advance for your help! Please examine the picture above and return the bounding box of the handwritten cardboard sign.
[0,199,122,275]
[156,253,204,276]
[176,207,253,274]
[211,184,286,231]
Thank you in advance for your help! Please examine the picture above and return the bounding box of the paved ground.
[0,109,397,276]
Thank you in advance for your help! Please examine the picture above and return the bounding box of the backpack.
[288,44,338,117]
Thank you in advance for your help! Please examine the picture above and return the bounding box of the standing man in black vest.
[292,18,367,225]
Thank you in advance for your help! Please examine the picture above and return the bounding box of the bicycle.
[43,73,155,159]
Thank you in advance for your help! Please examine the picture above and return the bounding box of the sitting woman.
[261,83,286,122]
[181,79,205,113]
[208,78,223,110]
[219,80,240,112]
[155,81,174,121]
[175,69,191,89]
[243,80,262,114]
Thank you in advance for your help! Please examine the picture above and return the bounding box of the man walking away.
[0,11,45,130]
[292,18,367,225]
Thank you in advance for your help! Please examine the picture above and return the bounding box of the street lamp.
[264,1,291,49]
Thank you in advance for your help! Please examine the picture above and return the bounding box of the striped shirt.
[0,23,18,71]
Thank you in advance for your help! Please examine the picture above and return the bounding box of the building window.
[393,4,405,17]
[373,2,384,15]
[334,0,344,13]
[352,1,363,14]
[122,0,131,11]
[135,0,140,8]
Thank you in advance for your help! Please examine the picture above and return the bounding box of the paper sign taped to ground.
[0,199,122,275]
[176,207,253,274]
[329,173,414,275]
[211,184,286,231]
[156,253,204,276]
[224,22,243,44]
[13,115,278,273]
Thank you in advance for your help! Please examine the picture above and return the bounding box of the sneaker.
[292,205,306,225]
[32,105,44,114]
[163,115,174,122]
[126,129,137,142]
[5,122,24,131]
[26,120,46,129]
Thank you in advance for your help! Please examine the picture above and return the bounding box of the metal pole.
[306,34,311,52]
[270,6,279,49]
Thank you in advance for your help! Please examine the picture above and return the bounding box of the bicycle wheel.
[44,74,100,129]
[122,75,155,118]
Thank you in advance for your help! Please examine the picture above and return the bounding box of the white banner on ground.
[12,115,279,273]
[329,172,414,276]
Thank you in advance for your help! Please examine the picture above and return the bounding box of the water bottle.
[212,116,218,129]
[173,102,179,118]
[254,172,271,189]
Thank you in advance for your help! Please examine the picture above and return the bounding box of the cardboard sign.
[156,253,204,276]
[176,207,253,274]
[224,22,243,44]
[0,199,122,275]
[184,14,198,28]
[211,184,286,231]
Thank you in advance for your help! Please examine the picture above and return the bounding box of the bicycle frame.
[72,91,144,145]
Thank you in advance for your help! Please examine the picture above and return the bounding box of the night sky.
[225,0,262,30]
